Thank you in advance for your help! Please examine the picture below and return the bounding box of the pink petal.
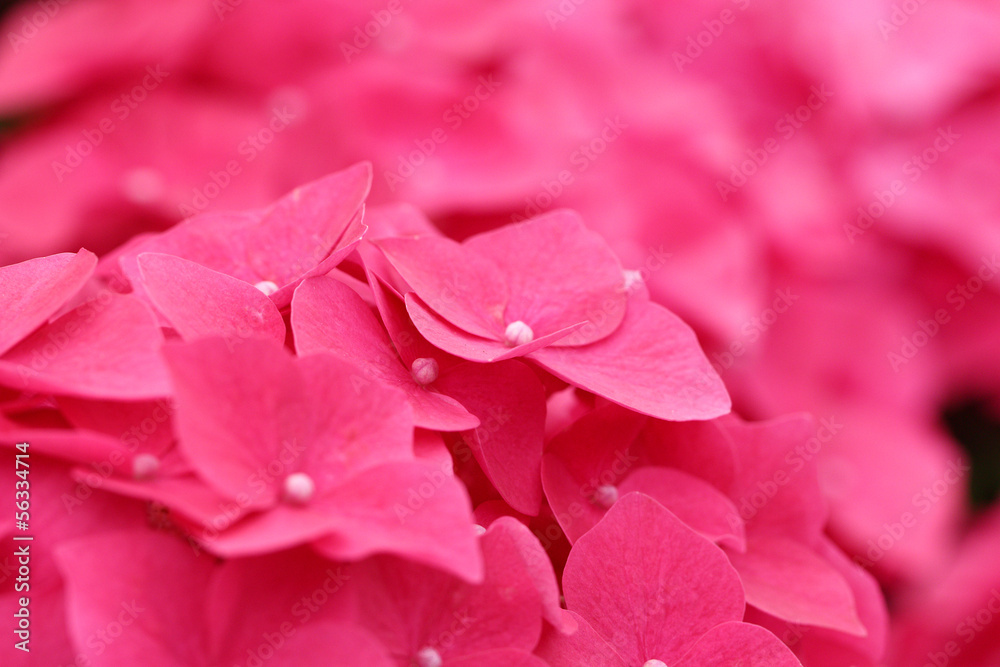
[563,492,744,665]
[192,503,340,557]
[676,621,804,666]
[364,265,444,365]
[313,460,483,583]
[407,292,582,362]
[619,467,746,551]
[489,517,577,634]
[341,522,541,659]
[541,404,648,542]
[163,337,414,507]
[0,249,96,355]
[463,210,626,344]
[54,529,216,667]
[535,611,628,667]
[378,235,508,339]
[727,536,866,636]
[138,252,284,343]
[244,163,371,287]
[364,202,441,240]
[0,293,170,399]
[720,414,827,541]
[267,205,368,310]
[0,423,129,466]
[636,418,739,495]
[448,650,551,666]
[531,296,731,421]
[435,360,546,515]
[292,275,477,431]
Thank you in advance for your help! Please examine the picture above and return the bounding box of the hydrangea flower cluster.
[0,164,886,665]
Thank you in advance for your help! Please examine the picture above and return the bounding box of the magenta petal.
[637,418,739,495]
[721,414,827,541]
[676,621,803,666]
[267,206,368,309]
[364,266,445,365]
[464,210,626,344]
[408,292,582,362]
[619,467,746,551]
[313,460,483,583]
[727,536,867,635]
[292,275,478,431]
[343,526,540,660]
[541,404,648,542]
[0,293,169,399]
[194,504,338,557]
[531,297,731,421]
[448,650,550,667]
[0,249,96,355]
[54,529,215,667]
[138,252,285,343]
[0,424,128,466]
[563,493,745,665]
[378,235,508,339]
[489,517,576,633]
[260,622,395,667]
[535,611,627,667]
[436,360,546,515]
[163,337,414,506]
[245,163,371,287]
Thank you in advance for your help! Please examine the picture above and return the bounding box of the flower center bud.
[415,646,443,667]
[504,320,534,347]
[254,280,280,296]
[593,484,619,508]
[132,453,161,480]
[283,472,315,504]
[411,357,439,385]
[643,660,668,667]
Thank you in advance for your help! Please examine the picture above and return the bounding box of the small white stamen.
[643,660,668,667]
[593,484,619,508]
[503,320,534,347]
[132,454,160,480]
[623,269,644,292]
[283,473,315,504]
[254,280,280,296]
[473,524,487,536]
[411,357,439,385]
[415,646,443,667]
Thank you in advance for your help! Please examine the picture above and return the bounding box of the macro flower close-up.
[1,1,999,666]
